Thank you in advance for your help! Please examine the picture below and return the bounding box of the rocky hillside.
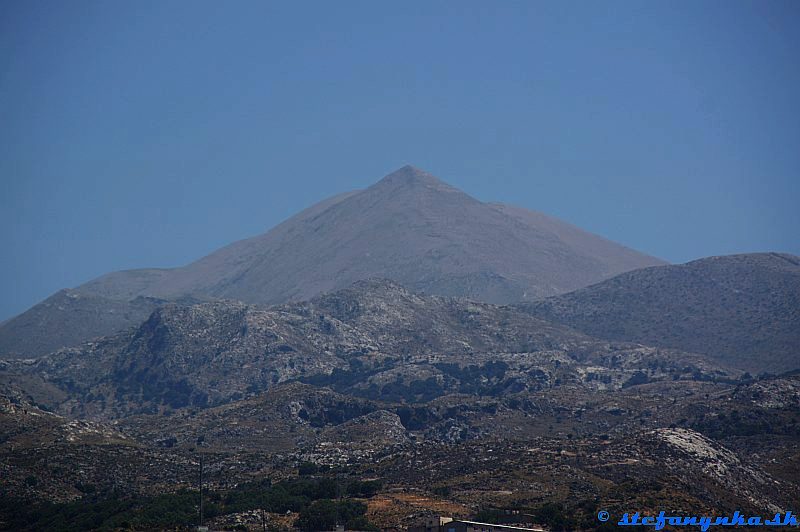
[518,253,800,374]
[4,280,734,422]
[2,280,797,529]
[0,165,663,358]
[6,373,798,528]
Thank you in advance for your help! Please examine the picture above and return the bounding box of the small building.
[410,516,455,532]
[410,516,544,532]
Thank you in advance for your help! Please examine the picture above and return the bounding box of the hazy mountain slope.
[0,290,163,359]
[490,202,660,278]
[76,190,362,299]
[0,192,358,359]
[0,166,663,358]
[138,165,663,304]
[518,253,800,374]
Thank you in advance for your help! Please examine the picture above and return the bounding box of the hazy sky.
[1,1,799,320]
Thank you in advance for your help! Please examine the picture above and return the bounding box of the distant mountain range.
[1,279,734,421]
[3,165,798,529]
[519,253,800,374]
[0,165,663,358]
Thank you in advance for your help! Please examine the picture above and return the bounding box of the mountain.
[0,165,663,358]
[518,253,800,374]
[0,290,166,360]
[4,279,734,421]
[3,280,798,527]
[127,165,663,304]
[0,289,207,360]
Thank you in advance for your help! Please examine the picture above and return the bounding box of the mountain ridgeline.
[3,279,735,421]
[518,253,800,374]
[0,165,663,358]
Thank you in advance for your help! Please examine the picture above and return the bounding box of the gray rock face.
[0,165,663,358]
[518,252,800,373]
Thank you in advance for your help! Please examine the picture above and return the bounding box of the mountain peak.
[372,165,450,190]
[0,165,666,358]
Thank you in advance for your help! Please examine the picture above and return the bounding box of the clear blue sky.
[1,1,799,320]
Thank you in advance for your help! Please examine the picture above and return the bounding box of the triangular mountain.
[0,165,664,357]
[81,165,664,303]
